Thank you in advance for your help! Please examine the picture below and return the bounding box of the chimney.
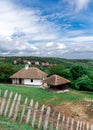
[25,64,29,70]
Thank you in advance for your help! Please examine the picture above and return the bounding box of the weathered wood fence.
[0,89,93,130]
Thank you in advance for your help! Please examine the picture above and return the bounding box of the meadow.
[0,84,93,130]
[0,84,93,105]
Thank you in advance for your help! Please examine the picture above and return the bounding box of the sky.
[0,0,93,59]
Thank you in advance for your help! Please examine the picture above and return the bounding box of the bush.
[0,62,20,83]
[70,64,88,80]
[74,75,93,91]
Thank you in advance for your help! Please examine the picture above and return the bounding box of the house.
[10,66,47,86]
[35,61,40,66]
[23,60,31,65]
[43,74,71,90]
[41,62,49,66]
[13,60,17,65]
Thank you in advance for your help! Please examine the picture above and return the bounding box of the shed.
[43,74,71,90]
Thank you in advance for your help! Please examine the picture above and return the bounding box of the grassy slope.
[0,117,34,130]
[0,84,93,126]
[0,84,93,106]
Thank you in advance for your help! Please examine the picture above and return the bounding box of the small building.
[43,74,71,90]
[41,62,49,66]
[35,61,40,66]
[13,60,17,65]
[10,66,47,86]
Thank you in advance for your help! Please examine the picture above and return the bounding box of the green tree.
[74,75,93,91]
[0,62,20,83]
[70,64,88,80]
[48,64,72,80]
[48,64,65,76]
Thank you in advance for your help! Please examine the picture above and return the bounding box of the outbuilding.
[43,74,71,91]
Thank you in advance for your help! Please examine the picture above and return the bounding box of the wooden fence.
[0,89,93,130]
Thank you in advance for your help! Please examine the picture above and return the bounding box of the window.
[31,79,33,82]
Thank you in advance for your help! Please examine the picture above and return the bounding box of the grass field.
[0,117,34,130]
[0,84,93,105]
[0,84,93,123]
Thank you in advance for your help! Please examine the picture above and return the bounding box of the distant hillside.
[0,56,93,67]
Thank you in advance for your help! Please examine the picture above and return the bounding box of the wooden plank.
[43,107,51,130]
[32,102,38,128]
[26,99,33,124]
[20,97,28,122]
[13,94,21,121]
[86,123,89,130]
[91,125,93,130]
[80,121,82,130]
[61,115,65,130]
[82,122,85,130]
[4,91,13,117]
[70,118,74,130]
[56,112,61,130]
[8,93,18,118]
[38,104,45,129]
[49,111,55,130]
[76,120,80,130]
[66,117,70,130]
[0,90,8,115]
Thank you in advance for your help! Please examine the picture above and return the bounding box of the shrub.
[74,75,93,91]
[70,64,88,80]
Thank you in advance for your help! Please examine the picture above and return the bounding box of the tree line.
[0,60,93,91]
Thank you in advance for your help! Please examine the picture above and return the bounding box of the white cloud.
[46,42,54,47]
[0,0,58,40]
[0,0,93,59]
[57,43,66,49]
[63,0,90,13]
[75,0,90,12]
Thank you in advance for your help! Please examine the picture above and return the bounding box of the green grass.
[0,117,34,130]
[0,84,93,106]
[0,84,93,129]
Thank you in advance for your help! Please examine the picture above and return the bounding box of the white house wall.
[24,79,42,86]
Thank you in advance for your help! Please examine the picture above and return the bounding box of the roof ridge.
[55,75,57,86]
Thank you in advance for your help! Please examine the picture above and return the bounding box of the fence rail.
[0,89,93,130]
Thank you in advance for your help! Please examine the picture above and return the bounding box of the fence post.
[56,112,61,130]
[91,125,93,130]
[0,90,8,115]
[66,117,70,130]
[82,122,85,130]
[13,94,21,121]
[4,91,13,117]
[61,115,65,130]
[70,118,74,130]
[86,123,89,130]
[20,97,28,122]
[8,93,18,118]
[38,104,45,129]
[32,101,38,128]
[44,107,51,130]
[76,120,80,130]
[49,111,55,130]
[26,99,33,124]
[79,121,82,130]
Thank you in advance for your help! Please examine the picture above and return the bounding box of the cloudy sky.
[0,0,93,59]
